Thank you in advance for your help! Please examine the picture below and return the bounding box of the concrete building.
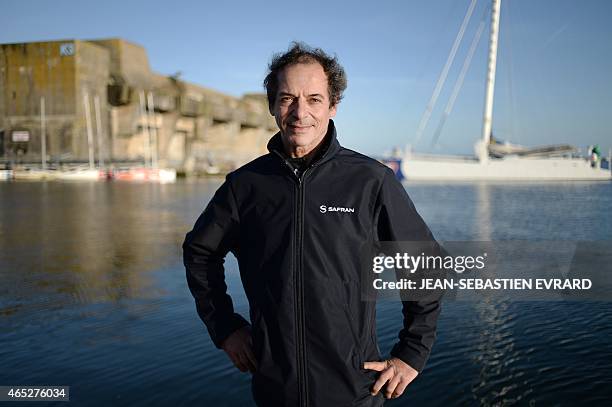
[0,38,277,173]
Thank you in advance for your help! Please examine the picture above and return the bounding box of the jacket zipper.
[295,171,308,407]
[278,157,308,407]
[278,156,319,407]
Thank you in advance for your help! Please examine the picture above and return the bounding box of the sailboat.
[57,92,108,181]
[400,0,611,181]
[110,91,177,183]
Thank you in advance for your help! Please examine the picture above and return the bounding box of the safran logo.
[319,205,355,214]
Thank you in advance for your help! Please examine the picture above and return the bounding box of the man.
[183,42,442,406]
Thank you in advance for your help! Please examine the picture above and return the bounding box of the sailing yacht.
[400,0,611,181]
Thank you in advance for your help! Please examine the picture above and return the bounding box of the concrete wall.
[1,41,78,161]
[1,38,277,172]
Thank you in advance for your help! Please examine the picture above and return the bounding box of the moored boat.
[111,167,176,183]
[400,0,611,181]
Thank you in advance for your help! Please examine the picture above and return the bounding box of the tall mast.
[146,92,159,169]
[83,89,95,169]
[94,95,105,168]
[40,97,47,170]
[139,91,151,168]
[481,0,502,149]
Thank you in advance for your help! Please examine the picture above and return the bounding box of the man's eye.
[280,97,292,102]
[311,98,322,103]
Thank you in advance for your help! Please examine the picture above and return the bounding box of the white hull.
[0,170,13,180]
[56,169,106,180]
[112,167,177,183]
[13,169,58,180]
[401,154,611,181]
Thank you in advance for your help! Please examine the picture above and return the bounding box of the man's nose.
[292,98,309,120]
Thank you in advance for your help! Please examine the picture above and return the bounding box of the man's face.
[271,62,337,156]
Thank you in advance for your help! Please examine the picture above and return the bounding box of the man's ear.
[329,103,337,118]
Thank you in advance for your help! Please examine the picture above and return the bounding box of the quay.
[0,38,277,180]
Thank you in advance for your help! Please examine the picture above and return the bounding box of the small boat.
[204,165,221,175]
[379,157,405,181]
[0,169,13,181]
[56,168,108,181]
[111,167,177,183]
[13,168,58,180]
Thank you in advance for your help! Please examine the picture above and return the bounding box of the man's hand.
[363,357,418,399]
[221,326,257,373]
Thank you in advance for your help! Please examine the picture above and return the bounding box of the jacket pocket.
[342,302,362,370]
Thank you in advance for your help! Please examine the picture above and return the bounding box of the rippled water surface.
[1,180,611,406]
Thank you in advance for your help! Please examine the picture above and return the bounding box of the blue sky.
[2,0,611,156]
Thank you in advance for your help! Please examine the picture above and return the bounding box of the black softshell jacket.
[183,120,442,406]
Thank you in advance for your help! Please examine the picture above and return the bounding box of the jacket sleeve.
[375,168,442,372]
[183,175,249,349]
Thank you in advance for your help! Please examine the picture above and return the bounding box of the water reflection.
[476,182,492,240]
[1,180,611,406]
[470,299,527,405]
[0,182,191,314]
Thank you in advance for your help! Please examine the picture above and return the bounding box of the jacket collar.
[267,119,341,168]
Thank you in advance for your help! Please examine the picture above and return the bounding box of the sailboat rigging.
[397,0,611,180]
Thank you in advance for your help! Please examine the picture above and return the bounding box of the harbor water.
[1,180,611,406]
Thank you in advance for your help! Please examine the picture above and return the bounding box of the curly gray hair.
[264,42,347,108]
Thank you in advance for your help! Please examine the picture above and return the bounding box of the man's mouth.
[289,124,311,129]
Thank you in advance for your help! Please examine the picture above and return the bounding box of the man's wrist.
[389,357,418,374]
[214,314,250,349]
[389,344,427,373]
